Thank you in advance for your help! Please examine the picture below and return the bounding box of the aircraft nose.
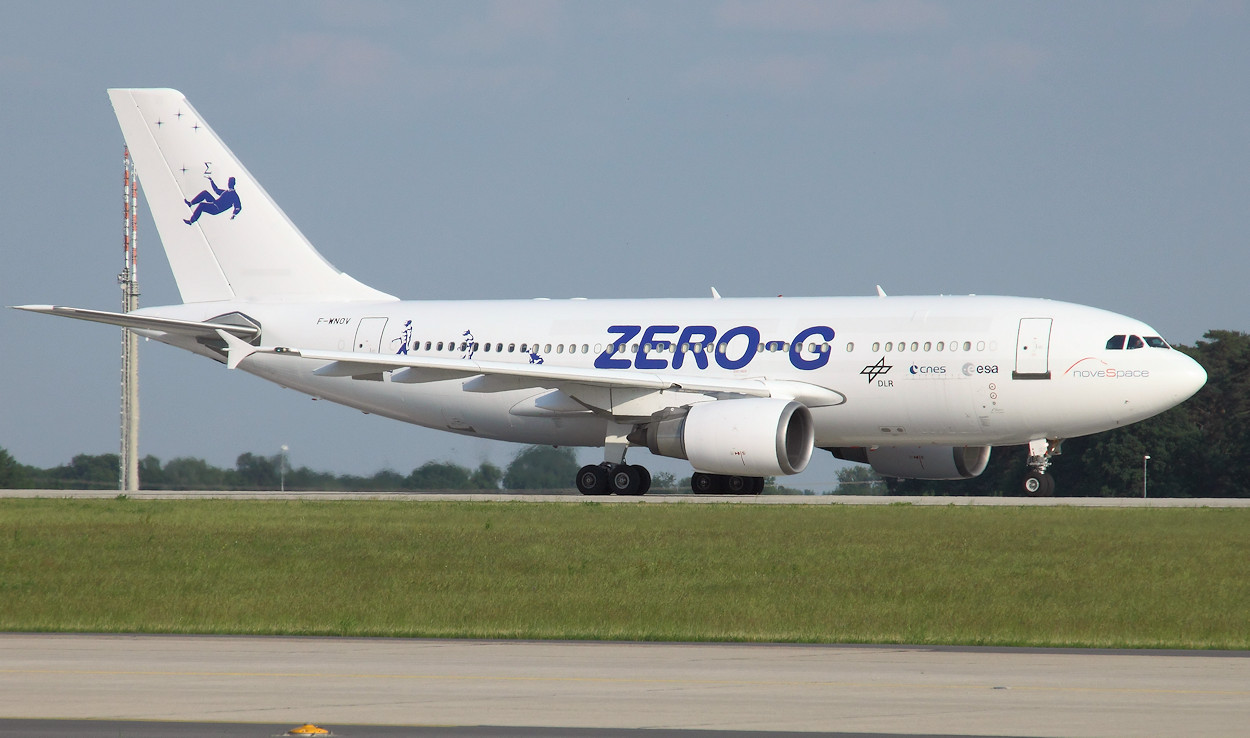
[1174,352,1207,402]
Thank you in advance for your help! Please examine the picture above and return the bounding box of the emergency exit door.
[353,317,388,353]
[1013,317,1052,380]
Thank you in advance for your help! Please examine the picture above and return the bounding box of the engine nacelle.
[830,445,991,480]
[645,399,814,476]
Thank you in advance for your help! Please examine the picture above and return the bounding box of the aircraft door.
[1013,318,1052,380]
[353,317,388,353]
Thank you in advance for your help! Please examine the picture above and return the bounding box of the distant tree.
[0,447,28,489]
[469,461,503,490]
[138,455,164,489]
[233,452,281,489]
[407,461,472,490]
[835,465,886,494]
[159,457,229,490]
[358,469,406,491]
[503,446,580,490]
[650,471,677,490]
[41,453,120,489]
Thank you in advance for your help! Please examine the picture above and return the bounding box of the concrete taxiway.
[1,634,1247,736]
[6,490,1250,506]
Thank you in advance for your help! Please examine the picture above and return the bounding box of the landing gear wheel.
[726,475,747,493]
[576,464,609,495]
[691,472,719,494]
[631,465,651,495]
[749,477,765,494]
[609,464,641,495]
[1022,470,1054,497]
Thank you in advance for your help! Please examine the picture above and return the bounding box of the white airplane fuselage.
[142,293,1205,451]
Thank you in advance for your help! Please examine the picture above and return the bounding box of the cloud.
[238,32,405,93]
[682,54,825,95]
[1143,0,1247,29]
[436,0,564,55]
[716,0,948,34]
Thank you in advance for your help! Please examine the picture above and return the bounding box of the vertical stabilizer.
[108,88,394,304]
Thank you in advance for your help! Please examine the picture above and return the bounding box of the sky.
[2,1,1247,488]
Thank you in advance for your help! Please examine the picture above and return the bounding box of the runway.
[6,490,1250,506]
[1,634,1247,737]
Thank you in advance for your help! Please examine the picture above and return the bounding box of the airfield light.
[1143,455,1151,498]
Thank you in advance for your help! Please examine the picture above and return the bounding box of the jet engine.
[643,398,814,477]
[829,445,991,480]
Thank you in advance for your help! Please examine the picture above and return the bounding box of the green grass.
[1,499,1247,648]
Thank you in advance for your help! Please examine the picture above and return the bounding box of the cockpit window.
[1106,335,1126,350]
[1145,336,1170,349]
[1127,335,1145,349]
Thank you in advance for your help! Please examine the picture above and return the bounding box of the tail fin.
[108,88,394,304]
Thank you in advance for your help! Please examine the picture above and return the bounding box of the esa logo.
[962,363,999,376]
[594,324,835,371]
[909,365,946,375]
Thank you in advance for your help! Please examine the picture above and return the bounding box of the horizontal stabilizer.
[13,305,258,340]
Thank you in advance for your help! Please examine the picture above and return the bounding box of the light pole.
[1143,454,1150,498]
[280,444,289,492]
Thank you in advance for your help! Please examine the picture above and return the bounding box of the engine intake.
[645,398,814,476]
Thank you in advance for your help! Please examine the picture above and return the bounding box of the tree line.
[0,445,594,492]
[2,330,1245,496]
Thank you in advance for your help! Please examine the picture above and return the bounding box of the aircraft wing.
[14,305,259,340]
[215,331,845,410]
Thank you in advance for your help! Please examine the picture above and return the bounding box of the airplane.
[16,88,1208,496]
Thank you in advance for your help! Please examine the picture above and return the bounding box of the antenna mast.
[119,146,140,493]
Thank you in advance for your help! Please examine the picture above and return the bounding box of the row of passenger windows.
[1106,334,1170,350]
[404,339,987,356]
[869,340,981,353]
[408,340,836,355]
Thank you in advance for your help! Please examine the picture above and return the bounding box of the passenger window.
[508,343,515,353]
[545,344,552,353]
[1106,335,1126,350]
[483,343,490,352]
[1127,335,1144,349]
[963,341,972,351]
[936,341,945,351]
[884,342,893,352]
[846,342,855,352]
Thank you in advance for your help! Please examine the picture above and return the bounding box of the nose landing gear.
[1022,438,1063,496]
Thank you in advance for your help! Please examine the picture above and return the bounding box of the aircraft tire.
[576,465,609,495]
[631,465,651,495]
[726,475,747,493]
[691,472,719,494]
[749,476,765,494]
[609,464,641,495]
[1023,470,1052,497]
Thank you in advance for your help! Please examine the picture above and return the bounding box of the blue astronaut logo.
[393,320,413,355]
[528,350,544,365]
[184,176,242,224]
[462,330,476,360]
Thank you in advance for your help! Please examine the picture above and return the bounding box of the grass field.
[1,499,1247,649]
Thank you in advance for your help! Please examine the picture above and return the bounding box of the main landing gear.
[576,463,652,496]
[690,472,765,494]
[575,421,766,496]
[1022,438,1063,497]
